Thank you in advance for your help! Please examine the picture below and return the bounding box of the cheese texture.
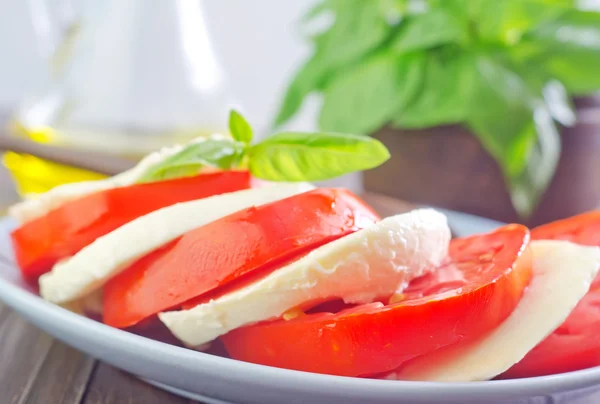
[159,209,451,347]
[387,240,600,382]
[39,183,314,304]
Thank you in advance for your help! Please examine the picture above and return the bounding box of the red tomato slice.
[102,188,379,329]
[11,170,251,282]
[503,211,600,378]
[221,224,532,377]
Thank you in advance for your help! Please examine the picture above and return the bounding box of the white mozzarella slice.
[39,183,314,304]
[387,240,600,382]
[159,209,451,348]
[9,134,227,224]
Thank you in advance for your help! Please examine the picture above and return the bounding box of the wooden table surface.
[0,170,420,404]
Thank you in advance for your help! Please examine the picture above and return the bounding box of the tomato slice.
[11,170,251,282]
[102,188,379,329]
[503,211,600,378]
[221,224,532,377]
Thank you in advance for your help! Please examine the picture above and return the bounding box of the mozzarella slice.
[387,240,600,382]
[39,183,314,304]
[9,134,228,224]
[159,209,451,348]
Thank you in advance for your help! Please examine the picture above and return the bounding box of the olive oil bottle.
[3,120,219,196]
[4,0,237,197]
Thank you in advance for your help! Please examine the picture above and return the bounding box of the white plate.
[1,216,600,404]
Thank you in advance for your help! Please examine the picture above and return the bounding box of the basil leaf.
[272,56,328,129]
[544,49,600,94]
[393,52,475,128]
[526,10,600,94]
[437,0,486,20]
[392,8,468,53]
[138,139,246,183]
[528,8,600,45]
[229,110,253,144]
[507,107,561,218]
[319,52,425,134]
[505,50,576,126]
[467,57,536,176]
[311,0,390,72]
[466,56,559,217]
[473,0,566,45]
[273,0,392,129]
[248,132,390,182]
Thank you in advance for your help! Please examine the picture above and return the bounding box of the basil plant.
[274,0,600,217]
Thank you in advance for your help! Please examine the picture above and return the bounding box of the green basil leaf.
[319,52,425,134]
[311,0,390,71]
[505,49,576,126]
[466,56,559,217]
[476,1,566,44]
[274,0,393,129]
[229,110,253,144]
[529,8,600,47]
[272,56,328,129]
[544,49,600,94]
[393,52,475,128]
[525,9,600,93]
[437,0,485,20]
[392,8,468,53]
[507,107,561,218]
[138,138,246,183]
[248,132,390,181]
[467,56,536,176]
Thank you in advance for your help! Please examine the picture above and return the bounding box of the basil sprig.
[139,110,390,183]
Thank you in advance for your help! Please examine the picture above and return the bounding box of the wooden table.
[0,171,418,404]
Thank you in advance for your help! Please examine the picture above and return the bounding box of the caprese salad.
[8,111,600,382]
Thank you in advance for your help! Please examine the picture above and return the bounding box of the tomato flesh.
[503,211,600,378]
[11,171,251,282]
[102,188,379,329]
[222,224,532,377]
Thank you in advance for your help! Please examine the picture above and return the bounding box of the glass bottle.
[5,0,238,195]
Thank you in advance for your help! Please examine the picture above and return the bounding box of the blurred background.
[1,0,600,226]
[0,0,326,205]
[0,1,320,132]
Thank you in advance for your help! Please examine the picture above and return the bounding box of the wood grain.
[0,310,54,404]
[83,363,194,404]
[23,341,96,404]
[0,305,200,404]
